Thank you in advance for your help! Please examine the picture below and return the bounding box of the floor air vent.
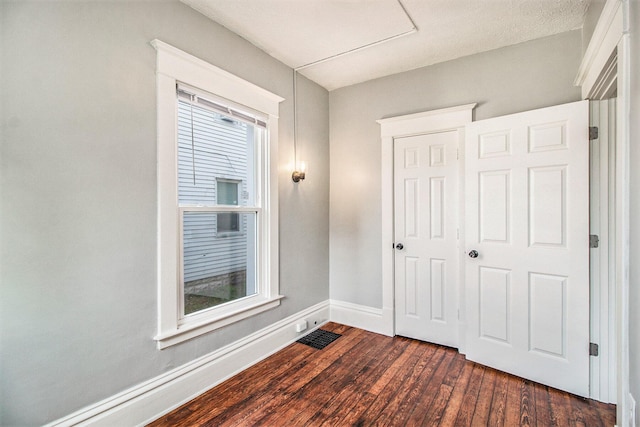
[297,329,341,350]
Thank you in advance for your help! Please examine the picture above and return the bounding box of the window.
[216,180,240,234]
[152,40,284,349]
[177,90,257,316]
[217,211,240,233]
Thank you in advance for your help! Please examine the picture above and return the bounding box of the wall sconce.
[291,69,307,184]
[292,161,306,183]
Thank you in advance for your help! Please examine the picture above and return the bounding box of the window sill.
[155,295,284,349]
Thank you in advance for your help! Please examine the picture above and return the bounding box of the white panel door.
[394,130,458,347]
[465,100,590,397]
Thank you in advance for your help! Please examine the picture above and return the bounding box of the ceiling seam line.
[294,0,417,72]
[395,0,418,31]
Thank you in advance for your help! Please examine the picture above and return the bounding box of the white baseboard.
[47,300,330,427]
[329,299,393,337]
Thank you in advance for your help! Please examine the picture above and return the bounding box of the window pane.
[217,212,239,233]
[217,181,239,205]
[182,211,257,316]
[177,99,256,206]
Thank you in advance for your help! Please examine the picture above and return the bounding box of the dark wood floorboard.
[148,323,616,427]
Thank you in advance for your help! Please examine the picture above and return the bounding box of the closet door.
[465,100,590,397]
[394,130,459,347]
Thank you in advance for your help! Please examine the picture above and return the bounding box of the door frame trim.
[575,0,630,420]
[377,104,476,342]
[574,0,624,99]
[589,100,617,403]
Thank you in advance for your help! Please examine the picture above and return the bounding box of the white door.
[465,100,590,397]
[394,130,459,347]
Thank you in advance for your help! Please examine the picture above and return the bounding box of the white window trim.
[152,40,284,349]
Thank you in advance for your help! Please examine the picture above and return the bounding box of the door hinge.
[590,342,599,356]
[590,234,599,248]
[589,126,599,140]
[456,149,459,160]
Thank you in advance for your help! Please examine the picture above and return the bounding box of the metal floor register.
[296,329,342,350]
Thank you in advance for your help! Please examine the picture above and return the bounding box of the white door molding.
[615,31,631,426]
[589,99,617,403]
[574,0,624,99]
[575,0,630,422]
[377,104,475,341]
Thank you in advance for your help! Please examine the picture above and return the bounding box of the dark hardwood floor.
[149,323,616,426]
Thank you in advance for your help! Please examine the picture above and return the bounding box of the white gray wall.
[329,30,583,308]
[628,0,640,420]
[0,1,330,425]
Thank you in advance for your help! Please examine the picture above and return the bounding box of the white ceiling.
[181,0,591,91]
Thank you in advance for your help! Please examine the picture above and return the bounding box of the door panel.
[394,130,459,347]
[465,100,590,397]
[479,266,510,343]
[529,166,567,246]
[479,170,511,243]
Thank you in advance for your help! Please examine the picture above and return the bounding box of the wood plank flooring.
[149,323,616,426]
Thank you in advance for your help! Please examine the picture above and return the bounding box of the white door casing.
[589,99,617,403]
[464,100,590,397]
[394,131,459,347]
[575,0,629,420]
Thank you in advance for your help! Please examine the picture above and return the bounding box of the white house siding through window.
[177,93,258,315]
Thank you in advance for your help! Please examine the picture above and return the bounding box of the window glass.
[217,212,239,233]
[217,181,240,233]
[177,99,258,316]
[217,181,239,205]
[182,212,257,315]
[177,99,255,207]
